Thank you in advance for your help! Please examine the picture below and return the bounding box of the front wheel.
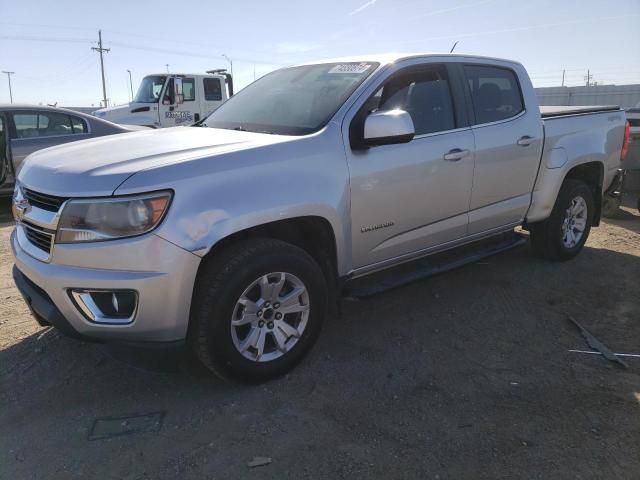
[529,179,594,261]
[189,238,327,382]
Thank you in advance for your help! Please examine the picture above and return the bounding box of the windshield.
[202,62,379,135]
[134,75,167,103]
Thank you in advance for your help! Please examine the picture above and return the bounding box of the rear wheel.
[190,238,327,382]
[529,179,594,260]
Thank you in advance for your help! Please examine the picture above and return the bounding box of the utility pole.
[222,54,233,77]
[91,30,110,108]
[2,71,14,103]
[584,69,593,87]
[561,69,565,87]
[127,69,134,102]
[166,64,169,73]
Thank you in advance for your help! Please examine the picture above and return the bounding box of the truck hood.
[18,127,290,197]
[94,103,158,127]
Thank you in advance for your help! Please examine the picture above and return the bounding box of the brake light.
[621,120,630,160]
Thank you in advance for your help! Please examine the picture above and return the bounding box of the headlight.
[56,191,172,243]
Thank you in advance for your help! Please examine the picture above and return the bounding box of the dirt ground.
[1,196,639,479]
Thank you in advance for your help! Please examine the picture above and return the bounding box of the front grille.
[23,188,68,212]
[22,222,54,254]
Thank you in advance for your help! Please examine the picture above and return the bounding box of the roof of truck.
[296,52,522,67]
[144,73,225,77]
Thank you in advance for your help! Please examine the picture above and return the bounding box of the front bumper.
[11,229,201,342]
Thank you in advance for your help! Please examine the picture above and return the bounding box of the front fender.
[115,126,353,275]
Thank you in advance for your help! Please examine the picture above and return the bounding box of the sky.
[0,0,639,107]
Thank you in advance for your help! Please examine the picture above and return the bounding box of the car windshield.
[202,62,379,135]
[134,75,167,103]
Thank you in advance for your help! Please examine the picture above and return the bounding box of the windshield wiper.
[232,126,248,131]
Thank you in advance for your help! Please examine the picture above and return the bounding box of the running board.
[342,231,528,298]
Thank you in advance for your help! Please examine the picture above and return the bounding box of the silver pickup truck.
[11,54,630,381]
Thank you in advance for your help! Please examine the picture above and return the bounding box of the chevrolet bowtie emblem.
[12,186,31,221]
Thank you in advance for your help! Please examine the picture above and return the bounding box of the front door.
[159,77,198,127]
[345,63,476,269]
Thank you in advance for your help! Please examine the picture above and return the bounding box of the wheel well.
[564,162,603,226]
[202,216,339,293]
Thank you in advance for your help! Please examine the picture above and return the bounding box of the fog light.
[70,289,138,324]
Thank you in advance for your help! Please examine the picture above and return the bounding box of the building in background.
[536,84,640,109]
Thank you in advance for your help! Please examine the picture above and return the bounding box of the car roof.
[0,104,132,130]
[0,104,96,117]
[294,52,522,68]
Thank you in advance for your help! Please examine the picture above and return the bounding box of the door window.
[182,78,195,101]
[14,111,87,138]
[367,65,456,135]
[182,78,196,102]
[203,78,222,101]
[464,65,524,124]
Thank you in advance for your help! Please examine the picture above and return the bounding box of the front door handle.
[517,135,535,147]
[443,148,470,162]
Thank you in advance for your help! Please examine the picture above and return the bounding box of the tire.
[189,238,327,382]
[529,179,594,261]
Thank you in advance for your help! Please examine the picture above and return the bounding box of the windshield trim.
[201,62,380,136]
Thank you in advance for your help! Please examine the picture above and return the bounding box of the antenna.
[449,41,459,53]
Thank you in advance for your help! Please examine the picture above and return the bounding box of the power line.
[91,30,110,108]
[2,71,15,103]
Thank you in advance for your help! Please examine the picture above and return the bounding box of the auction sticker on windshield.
[328,63,373,74]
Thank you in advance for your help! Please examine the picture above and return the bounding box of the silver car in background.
[0,105,148,196]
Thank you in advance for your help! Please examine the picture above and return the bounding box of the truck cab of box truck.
[93,71,233,128]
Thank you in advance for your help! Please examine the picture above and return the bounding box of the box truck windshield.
[134,75,167,103]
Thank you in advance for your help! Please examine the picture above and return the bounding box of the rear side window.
[204,78,222,101]
[464,65,523,124]
[14,111,87,138]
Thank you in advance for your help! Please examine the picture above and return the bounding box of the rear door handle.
[443,148,470,161]
[517,135,535,147]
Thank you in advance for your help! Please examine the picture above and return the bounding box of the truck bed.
[540,105,620,118]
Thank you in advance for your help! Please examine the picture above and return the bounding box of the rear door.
[10,110,90,173]
[462,63,543,234]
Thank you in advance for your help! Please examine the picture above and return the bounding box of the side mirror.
[174,77,184,104]
[363,110,415,146]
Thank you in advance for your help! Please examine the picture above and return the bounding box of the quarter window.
[203,78,222,101]
[14,112,87,138]
[464,65,524,124]
[70,115,87,133]
[367,65,456,135]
